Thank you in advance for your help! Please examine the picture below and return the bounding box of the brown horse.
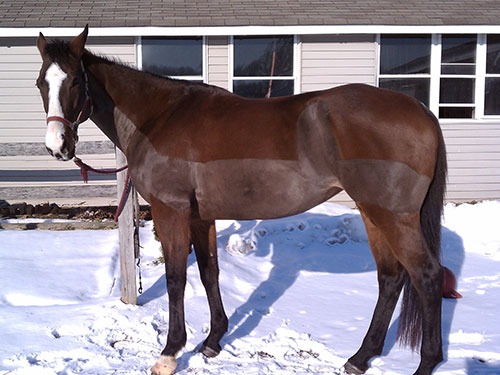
[36,26,447,375]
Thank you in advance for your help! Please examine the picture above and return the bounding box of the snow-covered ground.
[0,201,499,375]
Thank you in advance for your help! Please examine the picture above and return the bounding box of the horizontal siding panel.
[0,72,35,80]
[450,175,500,183]
[0,180,115,187]
[0,62,41,71]
[208,48,229,58]
[0,153,116,170]
[447,152,500,160]
[445,137,500,145]
[302,67,374,76]
[302,50,376,60]
[303,74,376,84]
[445,191,500,200]
[448,167,500,176]
[0,96,41,104]
[442,128,500,137]
[302,59,374,68]
[0,112,44,120]
[0,80,39,89]
[209,65,229,74]
[0,54,42,63]
[0,103,42,112]
[209,56,229,66]
[0,87,40,96]
[447,182,500,191]
[446,144,500,153]
[448,160,500,168]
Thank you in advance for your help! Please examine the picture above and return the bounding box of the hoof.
[344,361,365,375]
[200,344,220,358]
[151,355,177,375]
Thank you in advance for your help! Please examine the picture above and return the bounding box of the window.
[379,35,431,106]
[485,35,500,115]
[140,37,204,82]
[232,36,295,98]
[439,35,477,118]
[378,34,500,119]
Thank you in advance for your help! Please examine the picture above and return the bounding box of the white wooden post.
[116,148,137,305]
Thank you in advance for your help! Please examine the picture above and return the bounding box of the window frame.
[229,35,301,97]
[136,36,208,83]
[377,33,500,120]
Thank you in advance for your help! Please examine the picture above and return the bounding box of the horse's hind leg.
[345,212,405,374]
[190,219,228,357]
[357,203,443,375]
[150,198,191,375]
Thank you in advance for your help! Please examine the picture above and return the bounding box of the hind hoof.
[200,344,220,358]
[151,355,177,375]
[344,361,365,375]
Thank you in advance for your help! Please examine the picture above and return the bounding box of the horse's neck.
[83,51,182,153]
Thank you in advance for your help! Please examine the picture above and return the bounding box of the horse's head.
[36,26,91,161]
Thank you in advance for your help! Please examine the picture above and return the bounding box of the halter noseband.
[46,61,93,134]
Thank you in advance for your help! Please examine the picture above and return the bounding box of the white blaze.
[45,63,67,152]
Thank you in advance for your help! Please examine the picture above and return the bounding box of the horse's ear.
[37,32,47,55]
[70,24,89,58]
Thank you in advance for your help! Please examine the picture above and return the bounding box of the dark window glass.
[379,78,430,106]
[487,35,500,74]
[142,37,202,77]
[441,35,476,75]
[233,79,294,98]
[485,77,500,115]
[234,36,293,77]
[439,107,474,118]
[439,78,475,103]
[380,35,431,74]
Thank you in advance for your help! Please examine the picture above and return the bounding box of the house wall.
[1,34,499,206]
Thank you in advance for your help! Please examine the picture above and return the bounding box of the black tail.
[397,108,447,349]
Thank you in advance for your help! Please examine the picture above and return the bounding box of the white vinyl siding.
[300,34,377,92]
[207,36,229,90]
[442,121,500,202]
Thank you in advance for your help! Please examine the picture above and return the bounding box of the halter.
[46,61,93,134]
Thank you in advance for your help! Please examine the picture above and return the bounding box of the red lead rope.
[73,157,130,221]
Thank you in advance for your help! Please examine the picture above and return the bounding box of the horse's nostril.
[55,152,63,160]
[46,147,54,156]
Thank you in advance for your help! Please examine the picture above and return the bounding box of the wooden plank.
[0,221,118,231]
[0,184,116,200]
[116,148,137,305]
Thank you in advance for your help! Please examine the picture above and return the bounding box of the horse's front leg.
[150,198,191,375]
[190,219,228,357]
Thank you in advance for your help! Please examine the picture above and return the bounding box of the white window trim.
[377,33,500,120]
[229,35,300,96]
[136,36,207,83]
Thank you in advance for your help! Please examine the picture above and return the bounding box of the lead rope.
[74,156,143,294]
[133,185,143,294]
[73,157,129,222]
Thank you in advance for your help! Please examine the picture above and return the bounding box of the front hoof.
[200,344,220,358]
[151,355,177,375]
[344,361,365,375]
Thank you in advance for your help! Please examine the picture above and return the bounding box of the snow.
[0,201,499,375]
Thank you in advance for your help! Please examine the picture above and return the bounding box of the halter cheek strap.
[46,61,93,133]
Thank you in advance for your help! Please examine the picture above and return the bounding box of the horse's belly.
[194,159,341,220]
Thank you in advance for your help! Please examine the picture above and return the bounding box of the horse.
[36,26,447,375]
